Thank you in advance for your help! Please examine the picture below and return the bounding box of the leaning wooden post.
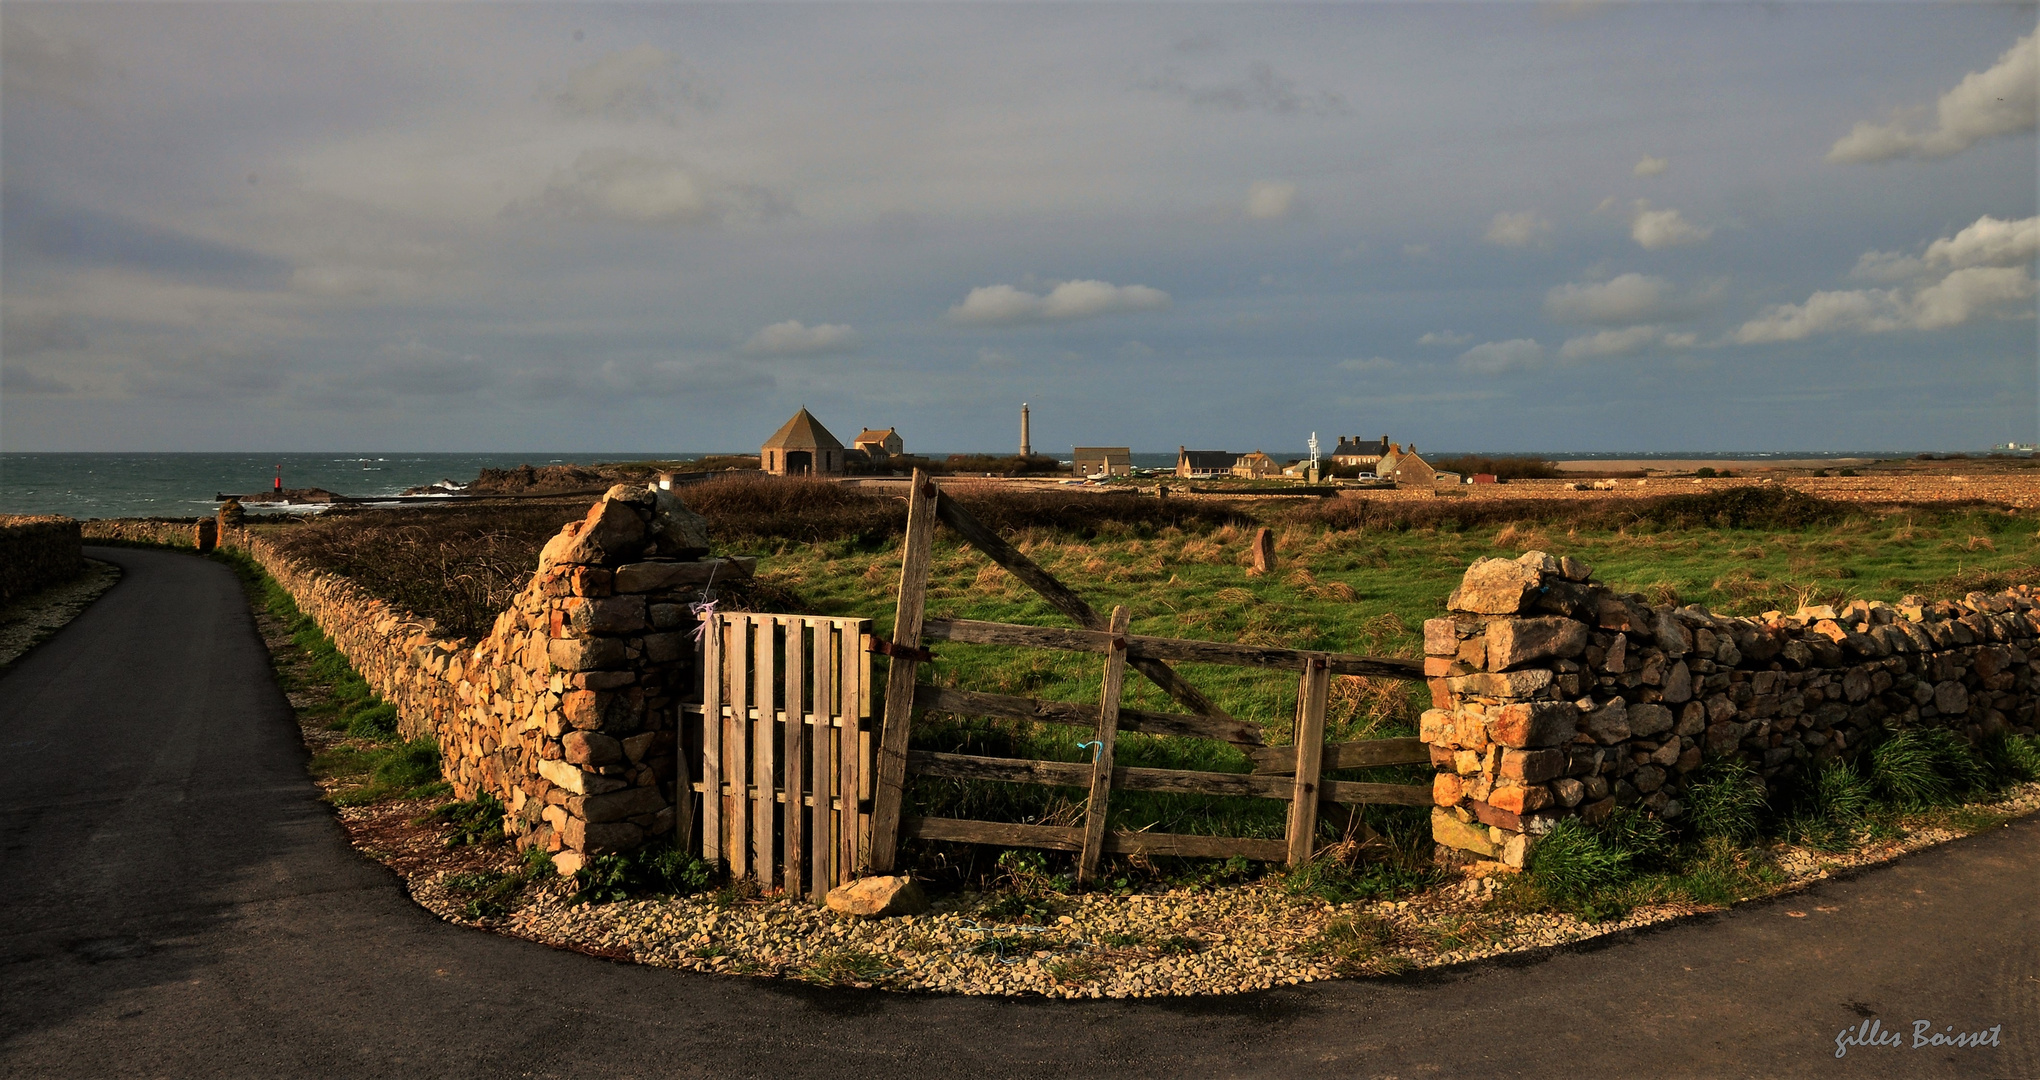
[866,470,941,874]
[1077,605,1133,886]
[699,611,724,866]
[1249,527,1275,576]
[1286,657,1331,867]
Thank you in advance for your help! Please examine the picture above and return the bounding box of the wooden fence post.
[700,612,723,866]
[867,470,940,874]
[781,617,807,897]
[1078,605,1132,886]
[1286,657,1330,867]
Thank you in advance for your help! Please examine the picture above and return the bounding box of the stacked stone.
[1422,550,2040,867]
[0,515,83,605]
[233,484,751,874]
[77,519,201,548]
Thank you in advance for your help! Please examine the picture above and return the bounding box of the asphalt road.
[2,546,2034,1079]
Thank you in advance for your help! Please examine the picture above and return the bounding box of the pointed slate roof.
[762,408,844,451]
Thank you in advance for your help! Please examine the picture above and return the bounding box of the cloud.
[1401,243,1434,260]
[361,341,490,396]
[1143,61,1350,116]
[1827,31,2037,163]
[552,45,717,121]
[1,310,87,355]
[1,21,99,107]
[632,359,772,399]
[1633,155,1669,178]
[1245,180,1297,220]
[528,150,710,224]
[1418,330,1473,346]
[1629,201,1711,249]
[1545,273,1718,325]
[948,279,1171,325]
[0,365,76,394]
[1853,215,2038,283]
[741,320,859,356]
[1741,213,2040,343]
[1734,268,2034,343]
[1485,211,1553,248]
[1116,340,1158,360]
[1925,213,2040,269]
[1459,338,1545,373]
[1556,325,1697,361]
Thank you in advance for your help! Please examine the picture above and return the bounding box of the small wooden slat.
[1077,605,1132,886]
[911,685,1262,746]
[902,816,1083,850]
[700,612,723,864]
[838,618,863,881]
[1321,780,1432,806]
[930,492,1242,730]
[726,614,750,879]
[867,470,940,873]
[813,616,838,890]
[1287,658,1331,868]
[906,750,1427,806]
[752,618,777,889]
[1106,832,1286,861]
[901,817,1286,862]
[1251,737,1431,775]
[921,617,1424,680]
[781,616,807,898]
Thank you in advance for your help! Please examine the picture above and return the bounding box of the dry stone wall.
[1421,550,2040,867]
[219,486,739,873]
[1,515,84,605]
[79,518,211,549]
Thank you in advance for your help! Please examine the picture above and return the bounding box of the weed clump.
[420,793,507,847]
[568,847,719,905]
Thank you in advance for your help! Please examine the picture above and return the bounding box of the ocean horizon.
[0,449,1961,521]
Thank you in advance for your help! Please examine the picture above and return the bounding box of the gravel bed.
[400,779,2040,998]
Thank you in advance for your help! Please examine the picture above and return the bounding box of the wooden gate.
[694,613,874,897]
[866,471,1433,883]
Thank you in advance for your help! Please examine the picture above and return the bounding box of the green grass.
[210,547,447,806]
[739,501,2040,886]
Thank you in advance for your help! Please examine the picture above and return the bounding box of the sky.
[2,2,2036,456]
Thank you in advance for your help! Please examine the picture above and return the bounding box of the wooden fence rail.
[865,470,1434,879]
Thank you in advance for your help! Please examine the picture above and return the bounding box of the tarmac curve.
[1,546,2034,1079]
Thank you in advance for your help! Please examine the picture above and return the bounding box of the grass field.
[246,478,2040,886]
[726,498,2039,880]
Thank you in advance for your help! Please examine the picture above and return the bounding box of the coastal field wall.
[1,515,84,606]
[1421,551,2040,866]
[80,518,207,548]
[85,489,727,873]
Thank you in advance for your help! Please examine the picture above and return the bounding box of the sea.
[0,449,1937,521]
[0,452,693,520]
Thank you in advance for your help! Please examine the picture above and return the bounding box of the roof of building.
[1179,449,1237,469]
[854,428,897,443]
[1073,446,1131,458]
[1334,436,1389,457]
[762,408,844,451]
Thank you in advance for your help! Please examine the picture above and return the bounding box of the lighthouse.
[1020,403,1032,457]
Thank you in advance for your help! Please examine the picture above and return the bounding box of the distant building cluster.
[757,406,1444,488]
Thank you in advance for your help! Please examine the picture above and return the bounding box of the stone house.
[1381,443,1437,488]
[1072,446,1132,478]
[1331,435,1390,469]
[1231,450,1280,480]
[853,428,903,460]
[1175,447,1236,479]
[761,408,846,476]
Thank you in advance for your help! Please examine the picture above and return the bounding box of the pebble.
[401,780,2040,998]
